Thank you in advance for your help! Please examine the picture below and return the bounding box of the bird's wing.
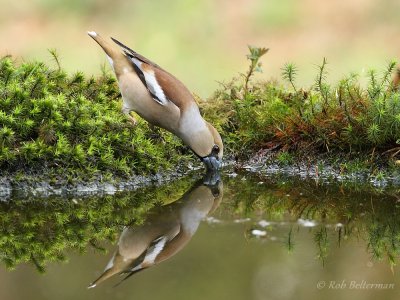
[111,37,165,70]
[111,37,195,109]
[115,226,181,286]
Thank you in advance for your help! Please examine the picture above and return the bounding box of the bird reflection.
[88,172,223,288]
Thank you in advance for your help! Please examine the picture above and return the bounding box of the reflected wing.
[115,225,181,286]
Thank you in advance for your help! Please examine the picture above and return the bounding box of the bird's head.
[201,144,222,171]
[200,123,223,171]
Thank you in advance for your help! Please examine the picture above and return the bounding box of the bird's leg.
[127,114,137,126]
[122,107,137,126]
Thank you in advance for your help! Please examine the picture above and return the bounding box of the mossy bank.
[0,54,197,195]
[200,48,400,186]
[1,49,400,194]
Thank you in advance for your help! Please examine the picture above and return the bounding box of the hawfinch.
[88,177,223,288]
[87,32,223,171]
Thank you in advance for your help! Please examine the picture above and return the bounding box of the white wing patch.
[143,70,168,105]
[130,57,142,69]
[130,57,168,105]
[142,236,168,265]
[130,236,168,272]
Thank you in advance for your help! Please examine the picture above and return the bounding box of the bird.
[88,177,223,288]
[87,31,223,171]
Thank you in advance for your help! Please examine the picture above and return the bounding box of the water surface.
[0,171,399,299]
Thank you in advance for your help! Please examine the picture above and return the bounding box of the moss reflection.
[220,172,400,267]
[0,177,195,272]
[1,171,399,275]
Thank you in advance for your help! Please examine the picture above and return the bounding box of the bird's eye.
[212,144,220,154]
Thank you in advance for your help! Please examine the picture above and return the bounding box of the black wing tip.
[113,268,147,288]
[111,36,165,72]
[110,37,122,46]
[110,37,137,54]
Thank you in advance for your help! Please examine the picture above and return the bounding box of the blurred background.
[0,0,399,97]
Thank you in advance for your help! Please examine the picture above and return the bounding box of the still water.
[0,171,399,299]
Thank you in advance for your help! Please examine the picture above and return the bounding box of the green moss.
[0,55,193,180]
[276,151,293,165]
[201,49,400,169]
[2,49,400,181]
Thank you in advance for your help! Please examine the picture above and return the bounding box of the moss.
[2,50,400,182]
[276,151,294,166]
[0,55,193,181]
[201,50,400,171]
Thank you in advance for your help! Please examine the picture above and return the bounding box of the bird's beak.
[202,156,221,171]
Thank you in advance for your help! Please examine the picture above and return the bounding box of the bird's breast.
[177,105,215,157]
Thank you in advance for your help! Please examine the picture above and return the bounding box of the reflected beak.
[203,170,221,186]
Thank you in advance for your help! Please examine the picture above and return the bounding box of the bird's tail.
[87,31,122,60]
[88,267,119,289]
